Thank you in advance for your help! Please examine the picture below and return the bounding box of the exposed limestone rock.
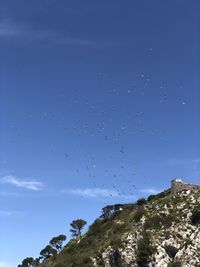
[32,181,200,267]
[95,190,200,267]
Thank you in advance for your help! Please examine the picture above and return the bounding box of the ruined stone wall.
[171,179,200,195]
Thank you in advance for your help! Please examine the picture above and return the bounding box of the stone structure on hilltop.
[171,179,200,195]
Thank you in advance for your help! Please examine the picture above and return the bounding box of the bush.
[147,195,156,202]
[137,198,147,206]
[53,263,64,267]
[167,261,182,267]
[136,232,156,266]
[134,207,145,222]
[144,214,178,230]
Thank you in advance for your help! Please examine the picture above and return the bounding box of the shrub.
[53,263,64,267]
[137,198,147,206]
[147,195,156,202]
[167,261,182,267]
[136,232,156,266]
[134,207,145,222]
[144,214,178,230]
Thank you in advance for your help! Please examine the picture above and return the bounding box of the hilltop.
[19,181,200,267]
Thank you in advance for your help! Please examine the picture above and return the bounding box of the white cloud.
[62,188,135,199]
[0,20,117,47]
[63,187,163,199]
[139,188,161,194]
[0,175,43,191]
[63,188,119,198]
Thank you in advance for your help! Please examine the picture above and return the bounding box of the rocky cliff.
[24,188,200,267]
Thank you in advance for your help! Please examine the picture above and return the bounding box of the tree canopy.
[70,219,87,238]
[49,234,66,252]
[40,245,57,259]
[18,257,34,267]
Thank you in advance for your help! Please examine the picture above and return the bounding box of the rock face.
[93,190,200,267]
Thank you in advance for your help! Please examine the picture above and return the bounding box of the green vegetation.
[144,213,178,230]
[70,219,87,238]
[147,190,171,202]
[136,198,147,206]
[50,235,66,253]
[18,189,200,267]
[136,231,156,267]
[18,257,35,267]
[167,261,182,267]
[133,206,145,222]
[40,245,57,259]
[100,204,124,220]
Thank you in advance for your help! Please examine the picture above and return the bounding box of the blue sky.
[0,0,200,266]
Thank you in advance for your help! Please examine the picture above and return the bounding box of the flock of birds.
[59,72,185,202]
[6,70,186,203]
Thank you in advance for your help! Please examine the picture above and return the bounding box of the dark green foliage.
[133,206,145,222]
[100,204,124,220]
[144,213,178,230]
[52,263,64,267]
[147,195,156,202]
[156,190,171,198]
[136,232,156,267]
[18,257,35,267]
[144,215,162,230]
[50,235,66,252]
[137,198,147,206]
[40,245,57,259]
[147,190,171,202]
[167,261,182,267]
[101,205,114,220]
[70,219,87,238]
[191,207,200,225]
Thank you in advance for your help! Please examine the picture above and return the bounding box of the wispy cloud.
[62,188,135,199]
[165,157,200,166]
[0,175,43,191]
[0,20,113,47]
[138,188,162,195]
[0,210,21,217]
[63,188,119,198]
[62,187,164,199]
[0,262,15,267]
[0,20,22,37]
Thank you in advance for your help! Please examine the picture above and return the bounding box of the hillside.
[19,187,200,267]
